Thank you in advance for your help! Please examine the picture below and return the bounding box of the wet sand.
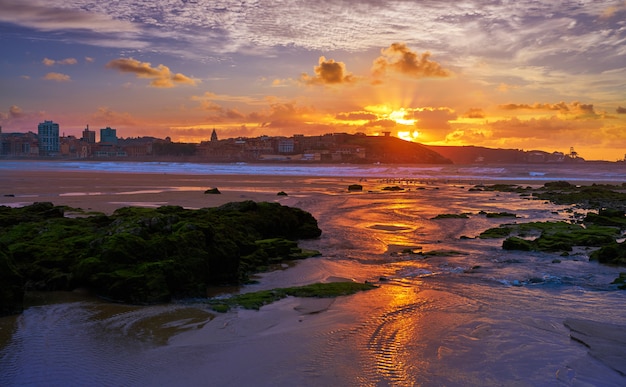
[0,169,351,214]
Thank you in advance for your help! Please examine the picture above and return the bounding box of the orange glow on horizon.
[397,130,420,142]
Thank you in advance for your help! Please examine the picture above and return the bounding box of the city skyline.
[1,1,625,161]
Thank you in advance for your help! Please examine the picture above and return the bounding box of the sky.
[1,0,625,161]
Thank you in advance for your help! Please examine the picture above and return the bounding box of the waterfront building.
[100,127,118,144]
[37,120,60,155]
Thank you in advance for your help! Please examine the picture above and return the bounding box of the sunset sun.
[397,129,420,142]
[389,108,415,126]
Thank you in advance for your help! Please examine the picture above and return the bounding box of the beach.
[0,169,337,214]
[1,162,626,386]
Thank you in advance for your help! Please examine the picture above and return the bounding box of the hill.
[345,135,453,164]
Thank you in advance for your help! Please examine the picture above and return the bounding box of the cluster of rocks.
[0,201,321,315]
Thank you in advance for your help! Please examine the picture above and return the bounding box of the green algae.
[208,281,378,312]
[0,201,322,309]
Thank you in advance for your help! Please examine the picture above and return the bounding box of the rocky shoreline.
[0,201,322,315]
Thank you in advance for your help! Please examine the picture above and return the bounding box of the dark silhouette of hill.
[424,145,578,164]
[345,135,453,164]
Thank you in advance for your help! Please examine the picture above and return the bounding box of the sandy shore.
[0,169,354,214]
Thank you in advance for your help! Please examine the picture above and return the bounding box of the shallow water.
[1,163,625,386]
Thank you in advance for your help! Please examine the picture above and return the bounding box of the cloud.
[43,57,77,66]
[43,72,71,82]
[9,105,25,119]
[105,58,199,88]
[91,106,137,126]
[463,108,485,119]
[372,43,451,79]
[336,112,378,121]
[498,101,598,117]
[300,56,356,86]
[488,116,603,141]
[617,106,626,114]
[600,1,626,19]
[414,108,457,130]
[0,105,45,126]
[364,119,397,128]
[85,57,95,63]
[0,0,138,34]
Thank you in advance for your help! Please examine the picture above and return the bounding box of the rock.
[204,187,221,194]
[347,184,363,192]
[0,201,322,307]
[0,244,24,316]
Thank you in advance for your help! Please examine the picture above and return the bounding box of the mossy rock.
[0,245,24,316]
[0,201,323,308]
[590,242,626,265]
[431,213,470,219]
[503,237,534,251]
[382,186,404,191]
[484,212,518,218]
[611,273,626,289]
[479,227,513,239]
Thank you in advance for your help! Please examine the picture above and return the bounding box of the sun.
[389,108,415,125]
[397,130,420,142]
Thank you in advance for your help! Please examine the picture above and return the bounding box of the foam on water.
[2,160,625,182]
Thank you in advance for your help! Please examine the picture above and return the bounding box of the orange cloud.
[105,58,199,88]
[463,108,485,119]
[336,111,378,121]
[300,56,356,85]
[92,106,137,126]
[499,101,598,117]
[489,116,603,140]
[600,1,626,19]
[364,119,397,128]
[414,108,457,130]
[43,57,77,66]
[372,43,451,79]
[43,72,71,82]
[9,105,25,119]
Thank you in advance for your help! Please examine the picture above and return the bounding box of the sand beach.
[1,162,625,386]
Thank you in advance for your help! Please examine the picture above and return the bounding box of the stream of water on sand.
[1,162,625,386]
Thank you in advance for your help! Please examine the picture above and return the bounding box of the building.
[277,138,295,153]
[38,120,60,155]
[100,127,117,144]
[82,125,96,144]
[210,129,218,142]
[1,131,38,156]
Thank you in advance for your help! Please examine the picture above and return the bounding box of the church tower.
[210,129,218,142]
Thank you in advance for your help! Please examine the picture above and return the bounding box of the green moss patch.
[208,281,377,312]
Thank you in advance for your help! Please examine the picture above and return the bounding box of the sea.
[1,161,625,386]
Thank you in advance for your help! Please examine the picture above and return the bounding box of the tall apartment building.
[82,125,96,144]
[100,127,117,144]
[38,120,60,155]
